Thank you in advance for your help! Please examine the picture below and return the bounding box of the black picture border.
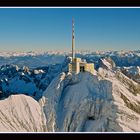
[0,0,140,7]
[0,0,140,139]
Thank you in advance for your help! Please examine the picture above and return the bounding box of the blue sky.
[0,8,140,52]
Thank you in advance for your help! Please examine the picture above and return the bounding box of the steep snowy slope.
[0,94,46,132]
[99,68,140,131]
[40,70,140,132]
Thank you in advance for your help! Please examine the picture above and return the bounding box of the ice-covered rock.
[0,94,47,132]
[40,70,140,132]
[120,66,140,84]
[99,57,116,70]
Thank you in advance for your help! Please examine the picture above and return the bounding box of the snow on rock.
[40,72,120,132]
[0,63,65,100]
[33,69,45,75]
[100,58,113,70]
[120,66,140,84]
[1,51,140,132]
[2,76,37,96]
[0,94,47,132]
[40,69,140,132]
[99,68,140,131]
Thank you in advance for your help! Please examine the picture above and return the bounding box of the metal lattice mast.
[72,18,75,61]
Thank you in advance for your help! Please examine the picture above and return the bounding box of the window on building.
[80,66,85,72]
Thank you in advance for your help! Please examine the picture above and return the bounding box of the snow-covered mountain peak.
[0,50,140,132]
[39,69,140,132]
[0,94,46,132]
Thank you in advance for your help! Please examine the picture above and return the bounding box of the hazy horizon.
[0,8,140,52]
[0,48,140,54]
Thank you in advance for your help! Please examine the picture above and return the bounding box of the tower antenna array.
[72,18,75,60]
